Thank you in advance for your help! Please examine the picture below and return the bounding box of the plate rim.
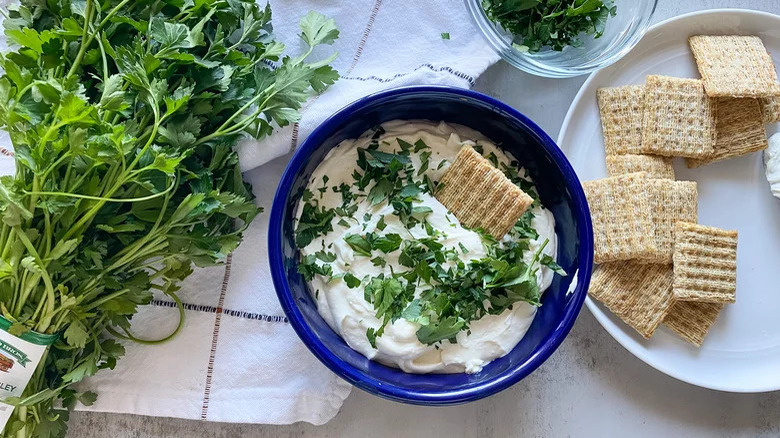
[556,7,780,393]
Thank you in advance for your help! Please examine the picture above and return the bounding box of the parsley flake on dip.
[294,120,564,374]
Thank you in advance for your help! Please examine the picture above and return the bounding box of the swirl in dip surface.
[295,120,560,374]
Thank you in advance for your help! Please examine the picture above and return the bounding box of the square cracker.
[606,154,675,180]
[673,222,738,304]
[436,145,533,239]
[760,96,780,124]
[597,85,645,155]
[645,180,698,263]
[583,173,658,263]
[641,75,716,159]
[689,35,780,98]
[663,301,724,347]
[589,262,674,339]
[687,97,769,168]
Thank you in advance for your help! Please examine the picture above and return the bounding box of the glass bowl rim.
[465,0,659,78]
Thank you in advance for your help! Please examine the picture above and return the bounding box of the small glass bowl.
[466,0,658,78]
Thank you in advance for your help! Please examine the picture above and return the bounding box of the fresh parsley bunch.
[482,0,617,53]
[0,1,338,436]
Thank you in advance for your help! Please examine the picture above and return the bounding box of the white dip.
[766,132,780,200]
[295,120,558,374]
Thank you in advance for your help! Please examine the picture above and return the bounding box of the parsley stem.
[13,226,56,333]
[196,84,274,145]
[66,0,94,79]
[24,179,175,203]
[67,0,132,78]
[107,290,185,345]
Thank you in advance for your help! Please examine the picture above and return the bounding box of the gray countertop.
[70,1,780,436]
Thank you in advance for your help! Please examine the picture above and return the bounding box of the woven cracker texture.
[645,180,698,263]
[641,75,716,159]
[673,222,738,304]
[606,154,675,180]
[436,145,533,239]
[664,301,724,347]
[589,262,675,339]
[689,35,780,98]
[583,173,658,263]
[687,97,768,168]
[597,85,646,155]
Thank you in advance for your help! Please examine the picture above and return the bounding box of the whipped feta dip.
[294,120,559,374]
[766,132,780,199]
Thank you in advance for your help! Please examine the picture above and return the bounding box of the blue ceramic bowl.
[269,86,593,405]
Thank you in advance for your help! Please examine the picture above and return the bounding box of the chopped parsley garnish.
[441,32,451,40]
[344,232,403,255]
[418,150,432,176]
[295,133,565,349]
[397,138,414,152]
[333,183,356,206]
[482,0,617,53]
[296,200,336,248]
[500,161,540,204]
[400,183,422,198]
[541,253,567,276]
[486,152,499,167]
[368,178,395,206]
[343,273,362,288]
[376,215,387,231]
[373,234,403,253]
[298,254,333,281]
[344,234,372,256]
[315,250,337,263]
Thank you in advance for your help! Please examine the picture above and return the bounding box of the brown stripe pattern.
[200,254,232,420]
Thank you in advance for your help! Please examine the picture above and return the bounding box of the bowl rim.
[268,85,594,405]
[464,0,659,78]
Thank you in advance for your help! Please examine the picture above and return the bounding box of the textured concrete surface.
[69,1,780,437]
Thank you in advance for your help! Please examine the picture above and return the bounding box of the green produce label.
[0,340,30,367]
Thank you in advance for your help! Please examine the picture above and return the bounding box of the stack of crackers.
[584,35,780,346]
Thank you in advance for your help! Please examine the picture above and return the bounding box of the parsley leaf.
[541,253,567,276]
[376,215,387,231]
[296,202,336,248]
[367,178,394,205]
[416,316,466,345]
[343,272,361,288]
[298,254,333,281]
[344,234,372,256]
[373,233,403,253]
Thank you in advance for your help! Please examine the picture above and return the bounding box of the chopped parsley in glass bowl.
[466,0,657,77]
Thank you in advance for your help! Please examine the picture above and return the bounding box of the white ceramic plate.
[558,9,780,393]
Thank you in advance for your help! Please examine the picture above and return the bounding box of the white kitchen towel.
[0,0,500,426]
[236,0,500,172]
